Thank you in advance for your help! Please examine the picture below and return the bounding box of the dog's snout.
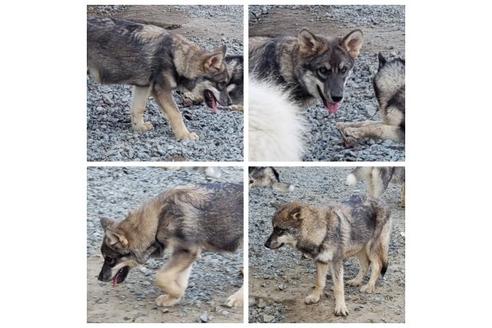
[264,236,273,249]
[332,96,343,103]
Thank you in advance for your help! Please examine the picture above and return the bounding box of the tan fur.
[152,86,198,140]
[131,86,153,132]
[99,184,243,308]
[267,197,391,316]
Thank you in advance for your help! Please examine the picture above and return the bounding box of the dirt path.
[87,256,242,323]
[249,6,404,54]
[86,167,243,323]
[249,167,405,323]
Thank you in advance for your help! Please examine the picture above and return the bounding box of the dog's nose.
[332,96,343,103]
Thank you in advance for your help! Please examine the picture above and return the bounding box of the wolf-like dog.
[182,55,243,112]
[346,167,405,207]
[249,167,294,192]
[264,195,391,316]
[97,183,243,308]
[249,78,306,161]
[249,29,363,113]
[87,16,231,140]
[337,53,405,145]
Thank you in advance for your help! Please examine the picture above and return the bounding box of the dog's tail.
[272,182,295,192]
[346,172,358,186]
[372,203,392,278]
[346,167,365,186]
[379,213,392,278]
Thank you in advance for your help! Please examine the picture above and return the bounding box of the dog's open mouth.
[112,266,129,287]
[317,85,340,114]
[203,89,218,112]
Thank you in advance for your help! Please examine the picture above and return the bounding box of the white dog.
[249,79,306,161]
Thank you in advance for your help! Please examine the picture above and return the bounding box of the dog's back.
[87,16,168,85]
[156,183,243,253]
[249,78,306,161]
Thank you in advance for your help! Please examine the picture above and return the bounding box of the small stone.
[199,312,210,323]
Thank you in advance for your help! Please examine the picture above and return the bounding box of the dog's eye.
[105,257,116,265]
[274,227,286,235]
[317,67,330,76]
[340,66,348,74]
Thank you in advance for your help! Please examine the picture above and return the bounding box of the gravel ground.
[87,6,243,162]
[248,167,405,323]
[87,166,243,323]
[250,6,405,161]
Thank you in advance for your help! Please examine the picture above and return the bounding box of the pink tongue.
[211,98,218,113]
[326,102,340,114]
[112,276,117,287]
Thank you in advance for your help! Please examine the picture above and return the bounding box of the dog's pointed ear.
[105,229,129,248]
[378,52,387,68]
[342,29,363,59]
[290,207,302,221]
[298,29,323,55]
[100,217,116,230]
[203,46,226,73]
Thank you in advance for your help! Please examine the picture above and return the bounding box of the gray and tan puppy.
[249,167,294,192]
[346,167,405,207]
[87,16,231,140]
[265,195,391,316]
[337,53,405,144]
[182,55,243,112]
[97,183,244,308]
[249,28,363,113]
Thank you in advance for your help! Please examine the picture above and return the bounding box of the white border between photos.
[84,0,407,327]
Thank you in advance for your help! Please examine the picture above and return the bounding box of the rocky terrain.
[249,167,405,323]
[87,166,243,323]
[87,5,243,161]
[250,5,405,161]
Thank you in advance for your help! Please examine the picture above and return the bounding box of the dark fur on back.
[88,16,173,87]
[156,183,243,253]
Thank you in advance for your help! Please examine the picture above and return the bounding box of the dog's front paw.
[133,122,154,132]
[360,284,376,293]
[177,131,199,141]
[336,122,347,130]
[304,293,321,304]
[225,290,243,308]
[336,125,355,147]
[334,303,349,316]
[155,294,180,307]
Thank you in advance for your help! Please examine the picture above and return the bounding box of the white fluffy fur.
[346,173,357,186]
[249,79,306,161]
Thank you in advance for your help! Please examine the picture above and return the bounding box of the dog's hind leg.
[131,86,153,132]
[152,87,199,141]
[155,247,199,307]
[331,260,349,316]
[347,251,369,287]
[305,261,329,304]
